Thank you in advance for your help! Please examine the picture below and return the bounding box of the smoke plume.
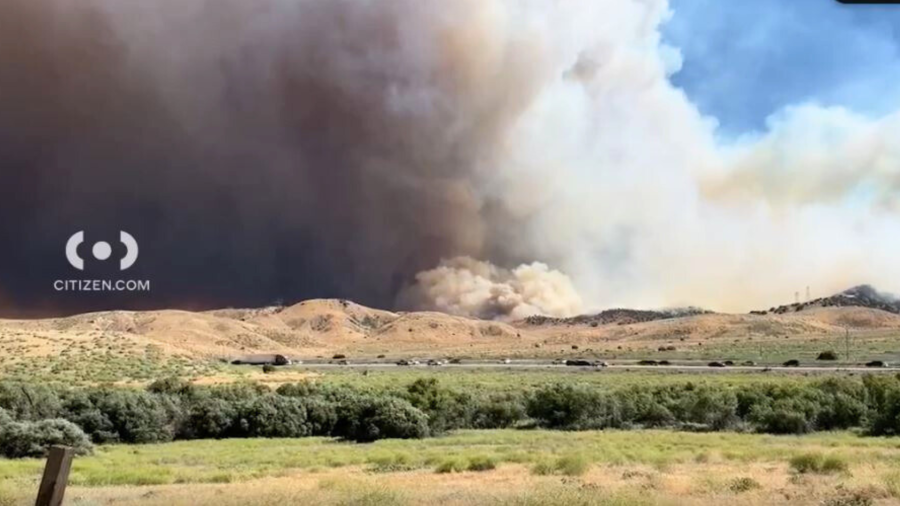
[0,0,897,318]
[398,257,583,320]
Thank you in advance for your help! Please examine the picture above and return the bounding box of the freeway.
[284,359,898,374]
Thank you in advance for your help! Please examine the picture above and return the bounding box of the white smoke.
[399,257,583,320]
[399,0,900,316]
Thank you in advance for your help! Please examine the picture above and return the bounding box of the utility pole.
[845,327,850,362]
[795,291,800,304]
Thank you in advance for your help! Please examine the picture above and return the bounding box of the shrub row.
[0,380,429,453]
[526,377,884,434]
[0,377,519,455]
[4,375,900,458]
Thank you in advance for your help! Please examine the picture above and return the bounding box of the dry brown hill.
[1,298,900,364]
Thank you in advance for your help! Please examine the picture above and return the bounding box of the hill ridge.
[753,285,900,316]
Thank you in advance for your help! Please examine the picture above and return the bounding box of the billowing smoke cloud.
[398,257,583,320]
[0,0,898,318]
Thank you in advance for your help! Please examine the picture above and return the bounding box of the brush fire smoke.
[398,257,584,320]
[0,0,898,318]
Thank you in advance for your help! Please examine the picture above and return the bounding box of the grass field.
[0,344,228,386]
[3,326,900,505]
[2,350,870,390]
[3,430,900,505]
[270,366,850,392]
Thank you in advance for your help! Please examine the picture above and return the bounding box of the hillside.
[520,307,711,327]
[1,287,900,382]
[754,285,900,316]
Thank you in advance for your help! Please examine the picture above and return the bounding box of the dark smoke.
[0,0,543,316]
[4,1,897,318]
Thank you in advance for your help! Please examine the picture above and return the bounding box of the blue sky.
[663,0,900,137]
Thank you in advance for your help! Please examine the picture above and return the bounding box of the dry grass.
[1,431,900,505]
[1,462,896,506]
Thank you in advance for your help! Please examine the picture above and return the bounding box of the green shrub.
[789,453,848,475]
[204,382,269,402]
[864,375,900,436]
[0,383,62,421]
[369,453,421,473]
[815,393,868,431]
[555,454,590,476]
[749,400,813,435]
[262,364,276,374]
[179,397,237,439]
[232,395,315,438]
[790,453,824,474]
[470,393,526,429]
[817,351,840,361]
[276,382,321,397]
[334,395,429,443]
[530,460,556,476]
[404,378,467,434]
[527,384,617,430]
[146,377,194,396]
[300,397,340,436]
[62,389,181,444]
[0,418,93,458]
[677,386,740,430]
[466,455,497,472]
[435,457,467,474]
[821,456,850,474]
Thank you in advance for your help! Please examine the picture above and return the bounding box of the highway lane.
[283,361,899,374]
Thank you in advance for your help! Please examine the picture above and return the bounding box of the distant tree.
[816,351,839,361]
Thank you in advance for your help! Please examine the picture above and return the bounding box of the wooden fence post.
[35,445,74,506]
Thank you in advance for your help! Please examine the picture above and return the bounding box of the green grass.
[0,348,229,386]
[305,368,823,394]
[529,455,590,476]
[466,455,497,472]
[554,454,591,476]
[0,430,897,489]
[789,453,850,475]
[530,460,556,476]
[434,457,467,474]
[367,453,424,473]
